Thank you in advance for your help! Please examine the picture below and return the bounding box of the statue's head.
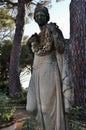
[34,3,50,26]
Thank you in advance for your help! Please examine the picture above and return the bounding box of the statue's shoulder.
[47,22,58,31]
[47,22,63,37]
[48,22,58,27]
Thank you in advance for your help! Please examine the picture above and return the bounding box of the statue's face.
[34,11,48,26]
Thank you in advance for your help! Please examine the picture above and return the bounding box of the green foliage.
[68,106,82,121]
[9,88,28,105]
[0,93,16,125]
[20,44,33,68]
[22,118,35,130]
[0,7,15,45]
[0,42,12,84]
[0,80,9,94]
[1,42,12,64]
[0,8,14,29]
[68,106,83,130]
[69,121,84,130]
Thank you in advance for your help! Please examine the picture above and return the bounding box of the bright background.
[24,0,71,39]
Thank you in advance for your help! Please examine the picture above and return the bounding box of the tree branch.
[0,0,33,6]
[0,0,18,6]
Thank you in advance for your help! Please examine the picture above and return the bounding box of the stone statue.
[26,3,68,130]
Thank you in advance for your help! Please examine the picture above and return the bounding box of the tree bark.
[70,0,86,118]
[9,2,26,97]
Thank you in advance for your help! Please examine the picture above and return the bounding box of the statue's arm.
[51,25,65,77]
[53,28,65,54]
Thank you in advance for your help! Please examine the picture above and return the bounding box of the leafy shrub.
[22,118,35,130]
[0,93,16,125]
[0,81,9,94]
[68,106,84,130]
[9,89,28,105]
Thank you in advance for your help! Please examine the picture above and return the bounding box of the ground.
[14,107,41,130]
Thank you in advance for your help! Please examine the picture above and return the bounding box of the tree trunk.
[9,2,26,97]
[70,0,86,118]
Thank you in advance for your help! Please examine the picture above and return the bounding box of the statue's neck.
[39,24,48,31]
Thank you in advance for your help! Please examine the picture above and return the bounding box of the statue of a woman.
[27,4,66,130]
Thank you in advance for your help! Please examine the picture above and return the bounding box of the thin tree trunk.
[9,1,26,97]
[70,0,86,119]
